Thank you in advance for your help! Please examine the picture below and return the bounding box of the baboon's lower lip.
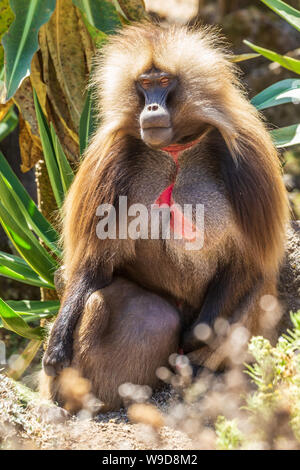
[141,127,173,148]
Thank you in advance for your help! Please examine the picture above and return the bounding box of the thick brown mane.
[42,23,290,404]
[64,23,288,278]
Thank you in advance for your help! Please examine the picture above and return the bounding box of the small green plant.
[216,312,300,450]
[216,416,244,450]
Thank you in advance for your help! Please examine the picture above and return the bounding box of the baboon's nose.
[147,104,159,112]
[140,104,171,129]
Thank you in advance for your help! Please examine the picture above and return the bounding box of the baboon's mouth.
[141,126,173,149]
[141,123,213,150]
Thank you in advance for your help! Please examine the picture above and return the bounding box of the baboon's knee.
[147,305,180,352]
[44,278,181,412]
[77,289,110,346]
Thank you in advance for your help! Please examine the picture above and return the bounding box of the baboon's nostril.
[148,104,159,112]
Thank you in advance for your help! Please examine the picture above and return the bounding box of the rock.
[278,221,300,332]
[37,403,70,425]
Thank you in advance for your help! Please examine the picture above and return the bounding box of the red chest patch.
[154,140,201,240]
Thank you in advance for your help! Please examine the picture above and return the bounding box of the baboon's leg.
[40,277,180,412]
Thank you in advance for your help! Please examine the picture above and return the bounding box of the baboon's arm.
[43,267,112,376]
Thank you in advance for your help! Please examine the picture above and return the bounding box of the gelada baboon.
[41,23,289,411]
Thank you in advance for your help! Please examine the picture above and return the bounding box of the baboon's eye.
[160,77,170,87]
[141,79,151,89]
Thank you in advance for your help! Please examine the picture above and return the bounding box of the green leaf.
[0,151,61,258]
[79,88,98,156]
[244,40,300,75]
[0,200,57,285]
[260,0,300,32]
[251,79,300,110]
[0,298,59,326]
[72,0,121,35]
[230,53,260,63]
[5,299,59,315]
[117,0,147,21]
[0,310,55,327]
[271,124,300,148]
[50,123,74,193]
[2,0,56,100]
[0,106,18,141]
[33,89,64,208]
[76,11,108,48]
[7,339,42,380]
[0,297,45,340]
[0,0,14,72]
[111,0,130,23]
[0,250,54,288]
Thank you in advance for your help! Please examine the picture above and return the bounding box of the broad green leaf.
[2,0,56,100]
[261,0,300,32]
[0,250,54,288]
[0,0,14,72]
[244,40,300,74]
[111,0,130,23]
[8,313,53,323]
[0,151,60,252]
[0,297,45,340]
[7,339,42,380]
[0,200,57,285]
[251,79,300,110]
[0,299,59,327]
[117,0,147,21]
[0,152,61,258]
[0,264,54,288]
[0,106,18,141]
[0,310,56,328]
[73,0,121,35]
[78,13,108,48]
[0,65,4,102]
[230,53,259,63]
[50,123,74,193]
[5,299,59,315]
[79,88,98,156]
[271,124,300,148]
[33,89,64,208]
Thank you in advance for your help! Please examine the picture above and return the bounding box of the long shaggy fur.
[64,23,288,280]
[42,23,290,410]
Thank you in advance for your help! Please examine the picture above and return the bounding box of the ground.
[0,375,196,450]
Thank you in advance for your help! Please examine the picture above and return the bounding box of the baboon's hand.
[43,342,72,377]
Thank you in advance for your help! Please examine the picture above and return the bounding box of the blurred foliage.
[216,311,300,449]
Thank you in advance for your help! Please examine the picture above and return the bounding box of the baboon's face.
[136,67,213,149]
[97,25,239,148]
[136,68,177,148]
